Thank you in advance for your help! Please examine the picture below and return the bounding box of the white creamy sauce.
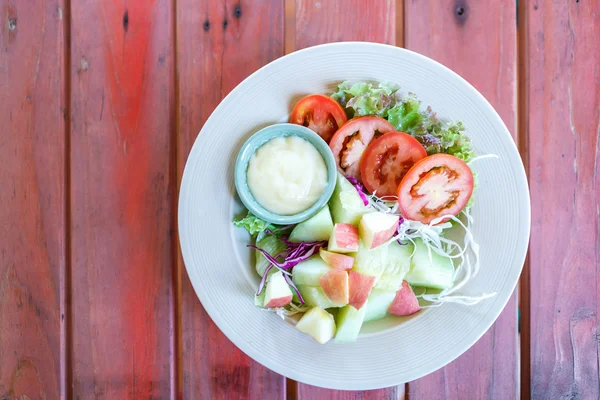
[247,136,328,215]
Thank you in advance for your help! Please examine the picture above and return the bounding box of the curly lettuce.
[331,81,399,118]
[233,212,275,236]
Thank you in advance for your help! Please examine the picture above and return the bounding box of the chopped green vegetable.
[331,81,399,118]
[233,211,275,236]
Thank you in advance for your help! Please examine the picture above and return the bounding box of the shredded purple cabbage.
[396,215,408,246]
[249,235,327,304]
[346,176,370,206]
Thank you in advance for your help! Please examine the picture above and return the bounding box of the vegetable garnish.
[233,212,277,236]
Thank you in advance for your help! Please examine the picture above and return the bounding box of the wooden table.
[1,0,598,399]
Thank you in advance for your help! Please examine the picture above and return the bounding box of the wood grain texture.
[293,1,400,398]
[175,1,285,398]
[405,1,518,399]
[294,0,396,49]
[0,0,66,399]
[525,1,600,399]
[70,0,175,398]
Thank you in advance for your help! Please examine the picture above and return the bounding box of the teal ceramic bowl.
[234,123,337,225]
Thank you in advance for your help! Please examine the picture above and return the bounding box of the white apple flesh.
[263,271,293,308]
[359,212,399,249]
[295,307,336,344]
[319,248,354,270]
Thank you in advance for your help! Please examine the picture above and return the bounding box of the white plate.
[178,42,530,390]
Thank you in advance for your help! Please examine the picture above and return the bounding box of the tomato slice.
[397,154,474,224]
[329,116,395,180]
[360,132,427,197]
[290,94,348,142]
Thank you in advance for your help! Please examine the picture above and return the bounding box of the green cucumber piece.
[298,285,346,308]
[328,172,370,225]
[363,289,396,323]
[289,206,334,242]
[292,255,331,286]
[334,303,367,343]
[374,241,413,292]
[352,240,389,280]
[255,235,286,277]
[405,238,454,289]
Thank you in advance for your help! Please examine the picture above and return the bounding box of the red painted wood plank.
[405,1,518,399]
[294,0,396,49]
[70,0,175,398]
[0,1,66,399]
[293,1,401,398]
[525,1,599,398]
[175,1,285,398]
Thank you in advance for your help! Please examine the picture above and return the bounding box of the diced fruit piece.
[334,304,367,343]
[329,173,370,225]
[348,270,376,310]
[374,241,413,292]
[292,255,331,286]
[263,271,293,308]
[298,285,346,308]
[295,307,336,344]
[364,290,396,322]
[388,280,420,316]
[289,206,334,242]
[319,248,354,270]
[359,212,399,249]
[319,270,349,304]
[328,223,359,253]
[255,234,286,277]
[353,240,389,281]
[405,238,454,289]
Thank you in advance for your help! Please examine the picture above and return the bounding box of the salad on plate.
[234,81,496,345]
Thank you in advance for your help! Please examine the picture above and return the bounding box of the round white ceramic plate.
[178,42,530,390]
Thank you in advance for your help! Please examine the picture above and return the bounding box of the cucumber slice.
[334,303,367,343]
[363,289,396,323]
[298,285,346,308]
[292,255,331,286]
[374,241,413,292]
[405,238,454,289]
[255,235,286,277]
[328,172,370,225]
[352,240,389,280]
[289,206,334,242]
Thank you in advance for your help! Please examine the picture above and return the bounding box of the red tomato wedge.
[398,154,474,224]
[289,94,348,142]
[329,116,395,180]
[360,132,427,197]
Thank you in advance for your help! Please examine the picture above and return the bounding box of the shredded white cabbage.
[263,303,312,322]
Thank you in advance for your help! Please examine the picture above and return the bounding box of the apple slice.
[319,270,349,304]
[328,223,359,253]
[263,271,293,308]
[359,212,399,249]
[319,248,354,270]
[292,255,331,286]
[295,307,336,344]
[388,280,420,316]
[348,270,376,310]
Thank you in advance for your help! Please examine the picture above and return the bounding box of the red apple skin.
[264,295,293,308]
[319,270,349,304]
[369,220,399,249]
[320,248,354,270]
[348,270,376,310]
[388,280,420,316]
[334,224,359,251]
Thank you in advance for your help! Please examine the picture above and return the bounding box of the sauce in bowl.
[247,135,328,215]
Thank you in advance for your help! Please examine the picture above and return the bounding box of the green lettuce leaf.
[331,81,399,118]
[233,212,275,236]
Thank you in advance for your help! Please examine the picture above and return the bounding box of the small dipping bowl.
[234,123,337,225]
